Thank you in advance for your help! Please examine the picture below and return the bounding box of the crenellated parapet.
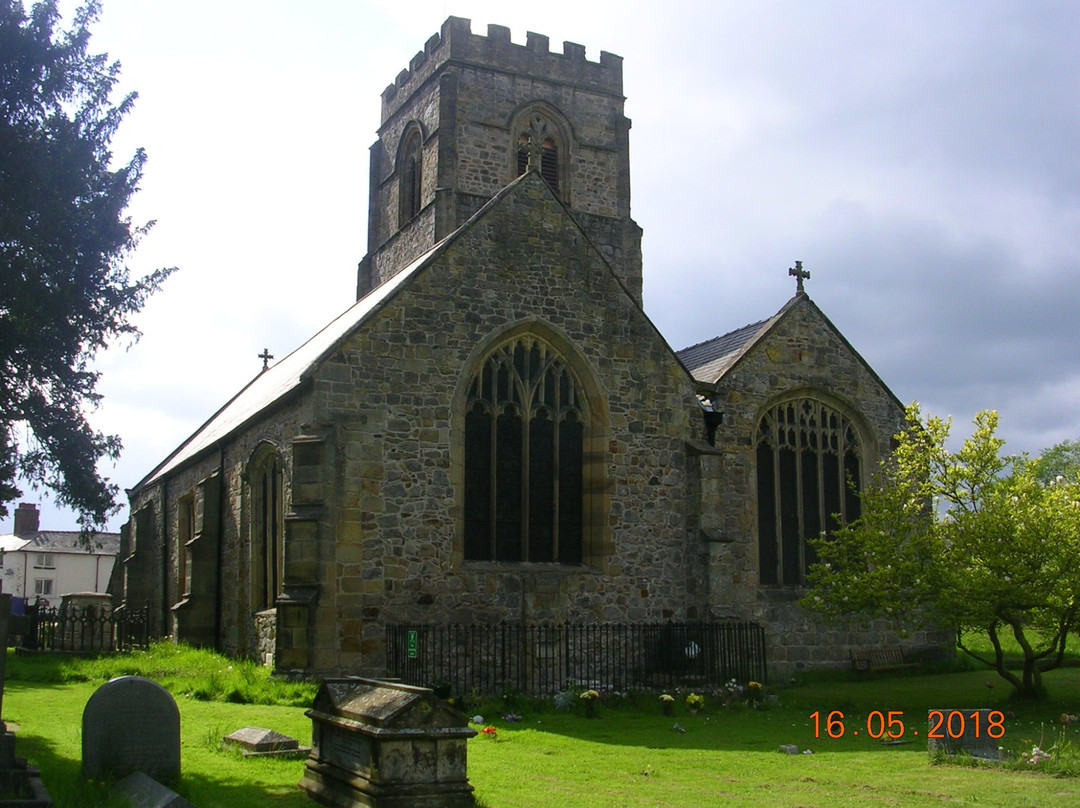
[380,16,624,122]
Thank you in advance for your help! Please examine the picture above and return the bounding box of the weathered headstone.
[926,709,1002,761]
[301,678,477,807]
[222,727,309,758]
[82,676,181,782]
[112,772,194,808]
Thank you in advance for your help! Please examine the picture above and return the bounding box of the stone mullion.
[814,413,827,547]
[517,365,531,563]
[551,367,563,563]
[486,406,498,560]
[839,422,857,523]
[768,414,784,586]
[794,415,807,584]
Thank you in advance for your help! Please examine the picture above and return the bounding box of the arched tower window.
[398,125,423,226]
[510,104,570,200]
[756,398,862,586]
[249,446,285,610]
[463,336,585,563]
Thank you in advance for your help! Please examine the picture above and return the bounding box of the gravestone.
[222,727,309,758]
[82,677,181,782]
[112,772,194,808]
[926,709,1001,761]
[301,678,477,807]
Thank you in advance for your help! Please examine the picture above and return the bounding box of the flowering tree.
[803,405,1080,699]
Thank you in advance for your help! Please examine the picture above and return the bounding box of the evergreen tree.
[0,0,173,528]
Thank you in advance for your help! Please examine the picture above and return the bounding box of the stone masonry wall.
[313,173,702,675]
[127,392,313,660]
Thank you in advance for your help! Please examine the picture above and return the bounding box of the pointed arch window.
[398,126,423,226]
[250,448,285,610]
[756,398,862,586]
[177,494,195,598]
[464,337,585,563]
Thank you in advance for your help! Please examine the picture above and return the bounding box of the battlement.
[380,16,623,122]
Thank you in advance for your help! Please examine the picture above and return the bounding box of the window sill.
[756,586,807,602]
[461,560,598,575]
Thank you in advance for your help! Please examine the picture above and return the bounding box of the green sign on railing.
[407,630,418,659]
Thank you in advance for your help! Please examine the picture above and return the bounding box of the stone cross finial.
[258,348,274,371]
[789,260,810,294]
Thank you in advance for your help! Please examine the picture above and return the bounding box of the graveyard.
[1,642,1079,807]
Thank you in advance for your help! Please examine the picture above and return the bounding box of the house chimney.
[13,503,39,536]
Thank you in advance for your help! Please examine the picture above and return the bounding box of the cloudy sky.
[8,0,1079,533]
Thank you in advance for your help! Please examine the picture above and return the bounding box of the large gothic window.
[756,398,862,586]
[250,447,285,610]
[464,337,585,563]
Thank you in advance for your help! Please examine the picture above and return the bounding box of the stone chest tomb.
[300,678,477,807]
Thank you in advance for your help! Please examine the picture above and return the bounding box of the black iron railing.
[23,601,153,653]
[386,621,767,695]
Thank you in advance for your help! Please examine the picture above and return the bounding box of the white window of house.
[34,553,54,569]
[34,579,53,596]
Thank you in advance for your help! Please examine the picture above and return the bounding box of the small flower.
[659,694,675,703]
[580,690,600,701]
[480,726,498,739]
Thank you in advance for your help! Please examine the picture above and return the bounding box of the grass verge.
[3,644,1080,807]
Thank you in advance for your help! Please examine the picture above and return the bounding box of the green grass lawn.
[4,645,1080,807]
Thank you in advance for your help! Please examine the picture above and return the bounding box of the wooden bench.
[850,647,920,673]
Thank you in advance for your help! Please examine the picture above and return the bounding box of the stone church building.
[118,17,939,678]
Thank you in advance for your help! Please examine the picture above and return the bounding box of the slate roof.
[676,318,772,384]
[678,293,904,414]
[0,531,119,555]
[135,239,446,490]
[675,294,808,385]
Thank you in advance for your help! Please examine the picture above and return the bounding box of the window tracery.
[463,336,585,563]
[756,398,862,585]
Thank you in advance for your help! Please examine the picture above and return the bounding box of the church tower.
[356,16,643,303]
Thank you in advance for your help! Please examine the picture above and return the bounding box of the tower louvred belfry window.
[756,398,862,586]
[516,116,560,195]
[464,336,584,563]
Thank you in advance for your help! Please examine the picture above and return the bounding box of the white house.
[0,503,119,614]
